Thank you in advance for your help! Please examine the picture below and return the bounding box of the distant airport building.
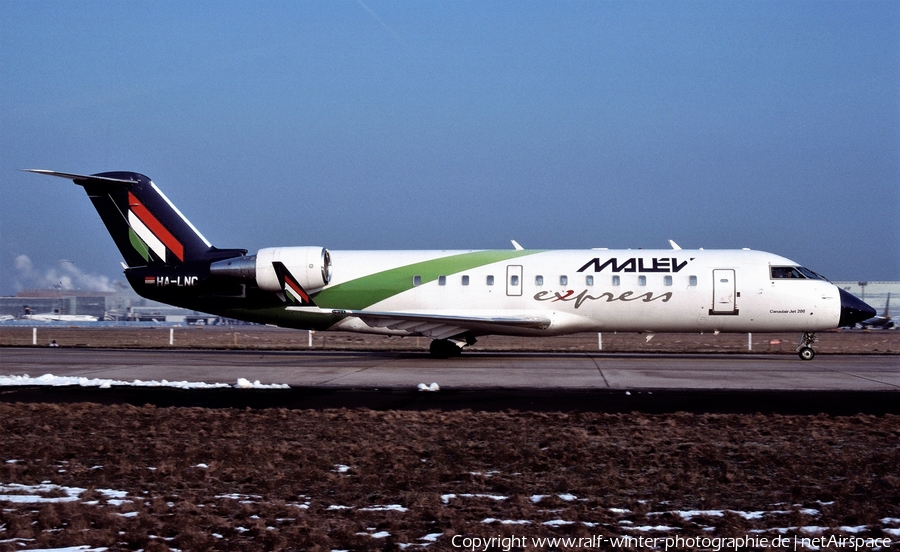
[1,289,112,319]
[0,281,238,324]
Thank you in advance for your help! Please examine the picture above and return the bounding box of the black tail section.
[25,170,245,267]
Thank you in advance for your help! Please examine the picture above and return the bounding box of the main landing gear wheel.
[797,332,818,361]
[429,339,463,358]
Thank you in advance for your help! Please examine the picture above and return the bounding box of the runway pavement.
[1,347,898,390]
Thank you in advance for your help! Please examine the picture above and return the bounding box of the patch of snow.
[235,378,289,389]
[0,483,85,504]
[839,526,868,533]
[98,489,127,499]
[542,519,574,526]
[370,531,391,538]
[442,493,508,502]
[883,528,900,537]
[333,464,351,473]
[0,373,288,389]
[0,373,230,389]
[417,382,440,392]
[327,505,351,510]
[469,493,507,501]
[628,525,680,532]
[609,508,632,514]
[731,510,766,520]
[215,493,261,501]
[670,510,725,519]
[194,463,209,469]
[799,526,827,534]
[483,518,530,525]
[420,533,442,542]
[117,512,139,518]
[881,518,900,524]
[360,504,408,512]
[22,548,109,552]
[557,493,577,501]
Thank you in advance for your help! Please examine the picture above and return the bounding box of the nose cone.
[838,288,877,327]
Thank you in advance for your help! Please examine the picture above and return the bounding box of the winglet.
[668,239,682,250]
[511,240,524,251]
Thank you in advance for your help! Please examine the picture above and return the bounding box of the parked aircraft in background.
[21,307,98,322]
[26,170,876,359]
[857,293,893,329]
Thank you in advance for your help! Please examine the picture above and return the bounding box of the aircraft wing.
[286,307,551,340]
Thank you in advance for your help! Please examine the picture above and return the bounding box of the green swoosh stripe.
[313,250,542,310]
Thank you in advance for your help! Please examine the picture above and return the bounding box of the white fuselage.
[314,248,841,337]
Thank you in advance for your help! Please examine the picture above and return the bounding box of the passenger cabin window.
[664,275,673,286]
[689,275,698,286]
[438,275,446,286]
[413,275,422,286]
[585,275,594,286]
[612,275,620,286]
[535,275,544,286]
[510,275,519,286]
[486,275,494,286]
[560,275,568,286]
[462,275,470,286]
[638,275,647,286]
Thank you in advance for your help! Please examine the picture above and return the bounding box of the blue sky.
[1,1,898,294]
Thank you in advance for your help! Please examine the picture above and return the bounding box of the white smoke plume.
[13,255,115,292]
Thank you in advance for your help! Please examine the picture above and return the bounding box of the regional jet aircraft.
[26,170,876,359]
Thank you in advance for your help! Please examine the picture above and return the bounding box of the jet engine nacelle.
[255,247,332,292]
[209,246,331,293]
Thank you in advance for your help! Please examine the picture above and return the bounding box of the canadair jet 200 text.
[26,170,876,359]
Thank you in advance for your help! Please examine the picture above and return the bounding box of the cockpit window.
[771,266,803,279]
[770,266,828,281]
[796,266,829,281]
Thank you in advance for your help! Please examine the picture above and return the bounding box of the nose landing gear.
[797,332,818,360]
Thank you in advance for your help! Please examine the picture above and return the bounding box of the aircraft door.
[506,265,523,296]
[710,269,738,315]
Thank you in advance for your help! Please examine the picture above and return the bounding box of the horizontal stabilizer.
[23,169,137,187]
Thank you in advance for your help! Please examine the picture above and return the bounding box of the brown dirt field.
[1,405,899,551]
[2,326,899,354]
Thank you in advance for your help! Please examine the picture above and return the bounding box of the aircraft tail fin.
[25,170,245,267]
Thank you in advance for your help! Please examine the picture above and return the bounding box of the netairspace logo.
[450,534,894,551]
